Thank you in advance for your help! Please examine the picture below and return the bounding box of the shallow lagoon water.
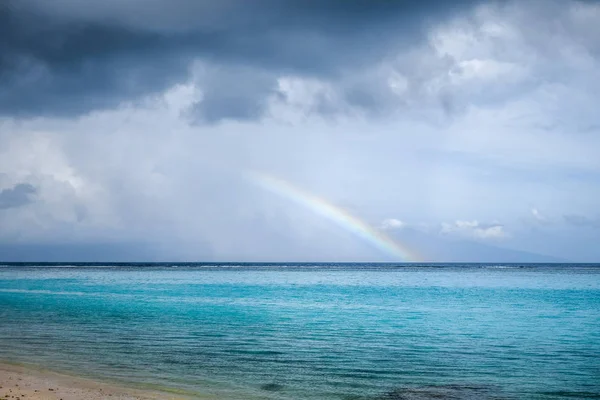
[1,264,599,399]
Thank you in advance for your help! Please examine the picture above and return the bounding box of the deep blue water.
[0,263,599,399]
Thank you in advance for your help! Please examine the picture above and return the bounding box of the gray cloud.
[0,0,482,120]
[0,183,37,209]
[563,214,600,228]
[189,66,280,124]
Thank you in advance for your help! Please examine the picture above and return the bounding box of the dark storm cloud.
[0,0,482,120]
[0,2,192,117]
[0,183,37,209]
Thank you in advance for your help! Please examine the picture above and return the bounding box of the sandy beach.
[0,363,189,400]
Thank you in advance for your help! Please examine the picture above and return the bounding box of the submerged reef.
[376,384,508,400]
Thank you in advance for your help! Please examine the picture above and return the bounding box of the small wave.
[0,289,137,299]
[0,288,88,296]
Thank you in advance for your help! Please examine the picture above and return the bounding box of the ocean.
[0,263,599,399]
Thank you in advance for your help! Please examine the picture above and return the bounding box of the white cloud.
[380,218,405,230]
[531,208,547,223]
[441,220,509,240]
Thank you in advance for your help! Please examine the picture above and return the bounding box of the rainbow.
[247,172,421,262]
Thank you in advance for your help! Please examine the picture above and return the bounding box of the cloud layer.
[0,0,599,261]
[1,0,482,119]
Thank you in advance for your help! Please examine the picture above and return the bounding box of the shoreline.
[0,362,205,400]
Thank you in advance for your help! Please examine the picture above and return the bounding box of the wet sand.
[0,363,192,400]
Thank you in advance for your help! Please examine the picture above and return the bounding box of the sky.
[0,0,599,262]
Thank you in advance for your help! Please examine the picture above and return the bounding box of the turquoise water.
[0,264,599,399]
